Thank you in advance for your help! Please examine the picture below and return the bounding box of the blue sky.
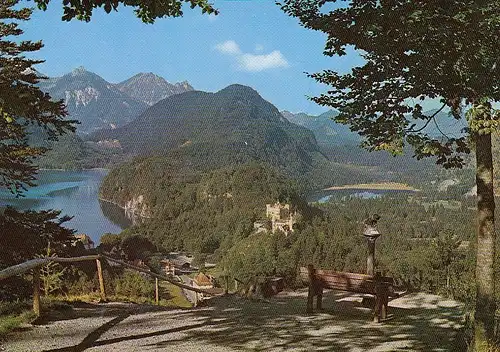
[21,0,366,115]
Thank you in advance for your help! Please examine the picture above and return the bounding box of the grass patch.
[0,311,36,338]
[161,282,192,308]
[51,282,192,309]
[0,301,36,339]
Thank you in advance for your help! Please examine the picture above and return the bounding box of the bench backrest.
[299,267,394,295]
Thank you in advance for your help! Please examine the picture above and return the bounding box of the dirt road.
[1,290,465,352]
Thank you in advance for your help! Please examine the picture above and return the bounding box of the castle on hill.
[254,202,296,235]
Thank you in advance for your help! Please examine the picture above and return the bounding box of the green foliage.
[0,300,36,338]
[222,231,297,284]
[0,208,75,270]
[0,311,36,338]
[280,0,499,169]
[34,132,125,169]
[113,270,155,298]
[99,233,122,252]
[120,234,157,261]
[0,0,76,194]
[223,195,478,302]
[34,0,218,23]
[37,247,67,296]
[101,162,309,256]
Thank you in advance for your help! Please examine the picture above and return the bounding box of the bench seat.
[300,265,398,322]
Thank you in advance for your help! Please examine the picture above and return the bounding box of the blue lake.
[306,188,417,203]
[0,169,131,244]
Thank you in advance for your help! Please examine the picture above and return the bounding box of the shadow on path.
[42,313,130,352]
[141,291,465,351]
[3,290,465,352]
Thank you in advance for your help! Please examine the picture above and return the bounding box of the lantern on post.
[363,214,381,276]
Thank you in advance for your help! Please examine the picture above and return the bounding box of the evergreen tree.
[0,0,76,194]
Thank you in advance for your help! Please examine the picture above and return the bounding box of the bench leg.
[306,264,317,313]
[374,288,390,322]
[316,286,323,311]
[306,285,314,313]
[381,291,389,320]
[373,294,382,323]
[307,282,314,313]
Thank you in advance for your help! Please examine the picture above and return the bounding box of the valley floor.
[1,289,464,352]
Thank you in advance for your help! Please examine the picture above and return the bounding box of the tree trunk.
[474,131,496,350]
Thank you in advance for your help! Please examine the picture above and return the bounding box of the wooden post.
[234,279,239,292]
[367,239,375,276]
[224,275,229,295]
[96,259,106,302]
[33,266,41,316]
[155,278,159,305]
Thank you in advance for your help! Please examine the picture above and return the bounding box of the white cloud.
[255,44,264,52]
[215,40,289,72]
[239,51,289,72]
[215,40,241,55]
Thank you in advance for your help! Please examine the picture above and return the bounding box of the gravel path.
[0,290,465,352]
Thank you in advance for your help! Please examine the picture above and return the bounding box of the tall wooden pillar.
[155,278,159,304]
[367,239,376,276]
[96,259,106,302]
[33,266,41,316]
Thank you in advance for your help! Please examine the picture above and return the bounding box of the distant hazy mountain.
[281,110,361,146]
[92,84,328,177]
[421,109,468,138]
[114,72,193,106]
[38,67,148,134]
[282,108,467,146]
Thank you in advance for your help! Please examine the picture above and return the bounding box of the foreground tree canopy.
[0,0,76,194]
[280,0,499,350]
[280,0,499,165]
[33,0,218,22]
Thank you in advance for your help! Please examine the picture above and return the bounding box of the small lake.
[0,169,131,244]
[306,188,417,203]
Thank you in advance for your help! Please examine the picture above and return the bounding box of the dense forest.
[98,159,498,306]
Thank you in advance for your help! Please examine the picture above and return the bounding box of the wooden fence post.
[155,278,159,305]
[96,259,106,302]
[33,266,41,316]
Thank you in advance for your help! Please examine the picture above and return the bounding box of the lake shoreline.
[323,182,419,192]
[39,167,110,172]
[98,197,151,220]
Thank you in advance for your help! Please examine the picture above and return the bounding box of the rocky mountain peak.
[71,66,87,76]
[114,72,194,106]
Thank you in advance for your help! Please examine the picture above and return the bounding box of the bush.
[113,270,155,299]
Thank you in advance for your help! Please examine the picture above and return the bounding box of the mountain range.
[115,72,194,106]
[91,84,327,178]
[38,67,193,134]
[280,110,361,146]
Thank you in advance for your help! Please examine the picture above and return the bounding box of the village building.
[192,272,214,305]
[160,253,195,276]
[73,234,95,250]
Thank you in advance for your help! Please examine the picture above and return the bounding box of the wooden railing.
[0,253,219,316]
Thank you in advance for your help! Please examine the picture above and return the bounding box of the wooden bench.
[299,264,399,322]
